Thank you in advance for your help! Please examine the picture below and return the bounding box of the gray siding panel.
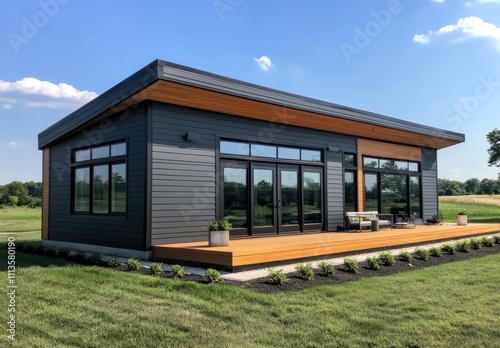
[48,106,147,250]
[421,148,439,220]
[151,102,356,245]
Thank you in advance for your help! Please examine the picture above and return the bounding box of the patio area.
[152,223,500,271]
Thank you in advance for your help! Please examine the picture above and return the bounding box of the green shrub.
[33,245,45,255]
[429,247,442,257]
[73,251,88,264]
[398,251,413,263]
[494,235,500,244]
[171,264,186,279]
[149,262,163,276]
[87,253,102,265]
[470,238,482,250]
[23,243,34,253]
[295,263,315,280]
[415,248,430,261]
[107,257,119,268]
[481,237,495,247]
[456,240,471,253]
[366,256,380,270]
[318,261,335,276]
[268,269,289,285]
[377,252,395,266]
[56,248,70,259]
[44,247,57,257]
[127,258,141,271]
[205,268,222,283]
[442,244,456,255]
[344,258,359,274]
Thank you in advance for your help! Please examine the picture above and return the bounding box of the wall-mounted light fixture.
[185,132,201,142]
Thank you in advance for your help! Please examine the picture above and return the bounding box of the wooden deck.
[152,223,500,271]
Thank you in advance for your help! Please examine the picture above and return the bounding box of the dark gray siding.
[48,105,147,250]
[421,148,439,220]
[151,102,356,245]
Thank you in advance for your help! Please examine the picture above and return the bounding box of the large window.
[362,156,421,218]
[72,141,127,214]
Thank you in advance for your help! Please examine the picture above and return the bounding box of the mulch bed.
[114,243,500,294]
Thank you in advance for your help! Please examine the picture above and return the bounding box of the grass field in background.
[0,206,41,233]
[439,195,500,223]
[0,249,499,347]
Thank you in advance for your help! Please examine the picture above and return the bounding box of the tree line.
[0,181,42,208]
[438,178,500,196]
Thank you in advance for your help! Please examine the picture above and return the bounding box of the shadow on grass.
[0,243,71,271]
[468,218,500,223]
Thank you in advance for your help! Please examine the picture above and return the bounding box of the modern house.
[38,59,465,259]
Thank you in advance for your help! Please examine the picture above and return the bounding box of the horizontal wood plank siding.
[150,102,356,245]
[47,105,147,250]
[42,148,50,240]
[357,139,422,211]
[421,148,439,220]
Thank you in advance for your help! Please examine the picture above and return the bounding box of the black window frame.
[71,140,127,216]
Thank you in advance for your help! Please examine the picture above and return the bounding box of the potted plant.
[205,219,232,247]
[457,210,467,226]
[425,214,443,225]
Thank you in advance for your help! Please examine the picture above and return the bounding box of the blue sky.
[1,0,500,184]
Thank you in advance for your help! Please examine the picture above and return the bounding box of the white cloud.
[254,56,273,72]
[413,34,431,44]
[430,0,445,3]
[7,141,26,148]
[413,16,500,49]
[0,77,98,109]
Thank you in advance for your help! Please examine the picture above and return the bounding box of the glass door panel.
[409,176,421,218]
[252,165,276,234]
[278,167,300,232]
[381,173,407,216]
[303,169,322,230]
[223,165,248,236]
[364,173,379,212]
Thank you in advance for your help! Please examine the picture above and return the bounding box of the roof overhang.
[38,60,465,150]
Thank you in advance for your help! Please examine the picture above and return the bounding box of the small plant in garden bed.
[343,258,359,274]
[415,248,430,261]
[23,243,34,253]
[268,269,289,285]
[494,235,500,244]
[127,258,141,271]
[44,247,57,257]
[73,251,88,264]
[456,240,471,253]
[33,245,45,255]
[442,244,456,255]
[469,238,482,250]
[107,257,119,268]
[205,268,222,283]
[377,252,395,266]
[429,247,442,257]
[295,263,315,280]
[88,253,102,265]
[171,264,186,279]
[399,251,413,263]
[56,248,70,259]
[481,237,495,247]
[318,262,335,276]
[148,262,163,276]
[366,256,380,270]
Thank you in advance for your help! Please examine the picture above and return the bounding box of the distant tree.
[24,181,42,199]
[464,178,480,195]
[1,181,30,206]
[438,179,465,196]
[486,129,500,168]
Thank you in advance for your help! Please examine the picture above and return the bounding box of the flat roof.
[38,59,465,149]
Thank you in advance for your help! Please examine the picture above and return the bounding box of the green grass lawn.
[439,195,500,223]
[0,206,41,233]
[0,248,499,347]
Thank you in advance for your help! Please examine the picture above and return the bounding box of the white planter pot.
[209,230,229,247]
[457,215,467,226]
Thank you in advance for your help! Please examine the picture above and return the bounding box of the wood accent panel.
[356,139,422,211]
[42,148,50,240]
[152,224,500,270]
[84,80,458,150]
